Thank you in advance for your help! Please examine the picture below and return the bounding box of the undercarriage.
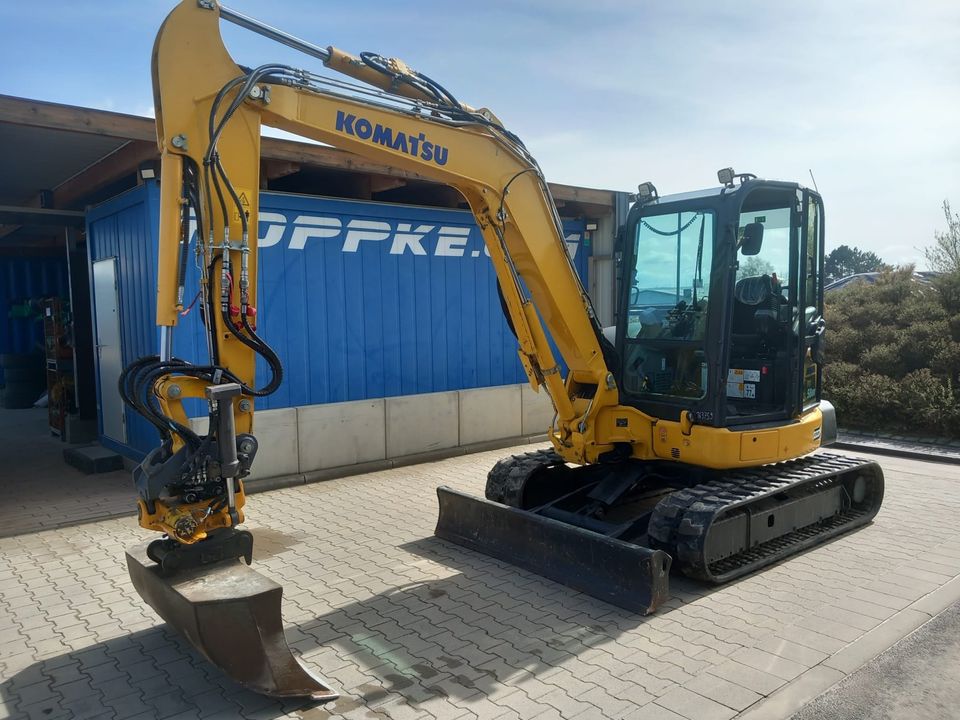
[436,448,884,613]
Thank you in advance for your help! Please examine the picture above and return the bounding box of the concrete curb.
[0,509,138,539]
[833,440,960,466]
[244,433,547,495]
[1,436,549,539]
[734,572,960,718]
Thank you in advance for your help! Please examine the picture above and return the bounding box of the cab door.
[798,192,826,411]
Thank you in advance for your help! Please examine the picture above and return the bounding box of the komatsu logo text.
[335,110,449,166]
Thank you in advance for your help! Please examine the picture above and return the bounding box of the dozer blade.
[126,542,338,700]
[434,487,671,614]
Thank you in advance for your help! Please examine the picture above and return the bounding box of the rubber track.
[485,449,565,507]
[647,452,883,583]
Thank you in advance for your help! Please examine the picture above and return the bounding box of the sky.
[2,0,958,267]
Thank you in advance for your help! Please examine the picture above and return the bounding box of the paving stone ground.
[789,598,960,719]
[0,408,133,539]
[1,444,959,720]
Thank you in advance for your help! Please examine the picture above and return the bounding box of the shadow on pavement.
[0,535,718,720]
[0,623,316,720]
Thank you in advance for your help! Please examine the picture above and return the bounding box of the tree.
[825,245,890,280]
[823,269,960,436]
[737,256,774,280]
[924,200,960,274]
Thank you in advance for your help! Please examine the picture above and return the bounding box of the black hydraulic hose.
[192,67,305,402]
[208,157,230,231]
[496,280,517,339]
[127,357,205,446]
[205,260,221,364]
[133,360,190,434]
[206,76,247,160]
[219,303,283,397]
[127,359,171,429]
[205,68,292,231]
[411,70,462,109]
[241,310,283,396]
[175,171,192,302]
[184,159,205,236]
[119,355,159,411]
[214,154,248,234]
[206,253,282,398]
[357,51,463,110]
[137,363,205,448]
[207,65,294,163]
[119,358,174,442]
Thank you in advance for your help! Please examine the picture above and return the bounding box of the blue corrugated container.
[0,255,70,354]
[87,182,589,458]
[86,185,164,457]
[0,255,70,385]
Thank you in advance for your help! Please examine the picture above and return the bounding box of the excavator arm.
[135,0,619,545]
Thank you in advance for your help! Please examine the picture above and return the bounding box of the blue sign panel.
[88,184,589,456]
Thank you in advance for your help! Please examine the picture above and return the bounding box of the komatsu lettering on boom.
[336,110,449,165]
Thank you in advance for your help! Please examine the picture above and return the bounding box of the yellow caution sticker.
[231,187,253,224]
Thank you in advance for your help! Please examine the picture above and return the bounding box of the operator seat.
[732,275,778,335]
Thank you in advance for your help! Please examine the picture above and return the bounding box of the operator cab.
[615,170,825,429]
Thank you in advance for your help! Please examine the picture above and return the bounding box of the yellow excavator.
[124,0,884,700]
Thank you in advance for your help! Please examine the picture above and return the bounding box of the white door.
[92,258,126,442]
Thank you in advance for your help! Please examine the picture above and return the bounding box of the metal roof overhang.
[0,205,85,226]
[0,94,617,249]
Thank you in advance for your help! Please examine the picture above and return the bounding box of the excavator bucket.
[126,542,338,700]
[434,487,672,614]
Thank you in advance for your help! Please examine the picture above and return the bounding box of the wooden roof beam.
[52,140,159,209]
[0,95,618,212]
[0,94,156,141]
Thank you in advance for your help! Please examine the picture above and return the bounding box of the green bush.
[824,268,960,436]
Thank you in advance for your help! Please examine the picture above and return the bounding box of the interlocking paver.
[773,625,848,655]
[683,672,761,712]
[655,685,737,720]
[1,444,959,720]
[620,703,686,720]
[706,659,787,696]
[753,636,828,667]
[794,615,863,643]
[728,647,809,681]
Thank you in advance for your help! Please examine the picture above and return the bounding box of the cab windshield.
[623,210,715,399]
[736,206,791,292]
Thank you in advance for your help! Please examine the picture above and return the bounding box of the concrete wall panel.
[521,383,555,437]
[247,408,299,480]
[459,385,522,445]
[190,383,546,482]
[386,391,458,457]
[298,400,386,472]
